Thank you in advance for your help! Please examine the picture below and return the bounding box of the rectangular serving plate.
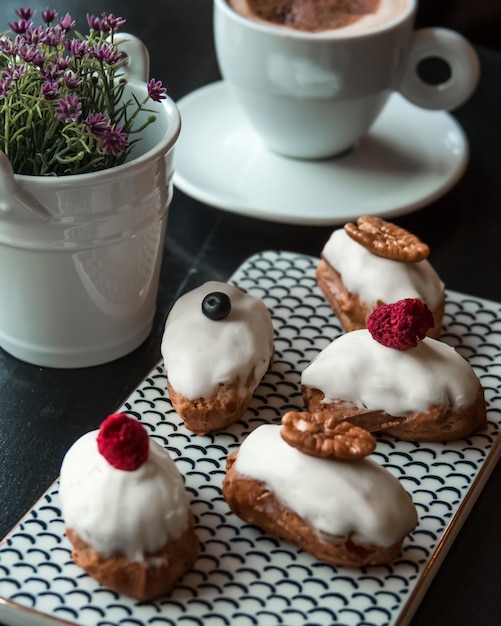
[1,250,500,626]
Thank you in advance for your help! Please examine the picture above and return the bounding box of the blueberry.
[202,291,232,321]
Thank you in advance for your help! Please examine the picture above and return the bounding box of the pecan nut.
[280,411,376,461]
[344,216,429,262]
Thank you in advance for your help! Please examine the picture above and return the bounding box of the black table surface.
[1,2,500,626]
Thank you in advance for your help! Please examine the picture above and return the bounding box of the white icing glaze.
[322,228,444,310]
[235,424,417,547]
[161,281,274,400]
[59,431,190,562]
[301,329,480,415]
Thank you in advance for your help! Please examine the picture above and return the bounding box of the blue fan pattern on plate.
[1,251,500,626]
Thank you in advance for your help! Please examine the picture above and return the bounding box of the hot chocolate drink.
[216,0,479,158]
[228,0,407,34]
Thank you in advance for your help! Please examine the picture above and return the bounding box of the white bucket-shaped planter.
[0,37,181,368]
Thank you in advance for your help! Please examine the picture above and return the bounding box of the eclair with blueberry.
[317,216,445,337]
[161,281,274,435]
[301,299,486,441]
[59,413,199,600]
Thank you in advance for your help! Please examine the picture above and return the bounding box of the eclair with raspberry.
[316,216,445,337]
[223,420,417,567]
[161,281,274,435]
[59,413,199,600]
[301,300,486,441]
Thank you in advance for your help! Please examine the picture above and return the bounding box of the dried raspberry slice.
[367,299,435,350]
[97,412,149,471]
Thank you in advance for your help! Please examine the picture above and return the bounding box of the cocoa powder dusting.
[247,0,382,32]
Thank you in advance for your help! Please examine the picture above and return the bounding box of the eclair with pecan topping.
[223,423,417,567]
[317,216,445,337]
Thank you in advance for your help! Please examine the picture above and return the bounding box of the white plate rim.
[173,82,469,225]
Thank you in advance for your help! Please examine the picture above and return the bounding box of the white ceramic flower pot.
[0,37,181,368]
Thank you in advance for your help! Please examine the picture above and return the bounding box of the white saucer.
[173,81,468,225]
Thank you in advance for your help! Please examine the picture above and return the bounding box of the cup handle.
[114,32,150,83]
[398,27,480,111]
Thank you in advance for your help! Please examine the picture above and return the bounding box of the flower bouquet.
[0,7,167,176]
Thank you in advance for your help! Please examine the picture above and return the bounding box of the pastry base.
[303,385,487,442]
[167,380,252,435]
[66,516,199,601]
[168,359,272,435]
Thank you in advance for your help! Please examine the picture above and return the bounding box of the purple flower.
[15,8,35,20]
[56,56,70,71]
[55,95,82,123]
[103,13,126,31]
[89,43,122,65]
[0,38,17,56]
[147,79,167,102]
[24,25,45,45]
[42,26,64,47]
[41,62,61,82]
[8,19,31,34]
[59,13,74,32]
[41,9,58,24]
[18,43,42,64]
[0,78,13,97]
[64,71,81,89]
[41,80,59,101]
[86,13,108,32]
[65,39,88,59]
[86,12,125,33]
[86,113,111,137]
[3,65,25,81]
[17,42,31,60]
[101,126,128,156]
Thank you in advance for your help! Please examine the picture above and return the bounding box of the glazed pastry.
[161,281,274,435]
[317,216,445,337]
[59,413,199,601]
[301,299,487,441]
[223,422,418,567]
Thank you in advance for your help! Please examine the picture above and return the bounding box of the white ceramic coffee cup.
[213,0,480,159]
